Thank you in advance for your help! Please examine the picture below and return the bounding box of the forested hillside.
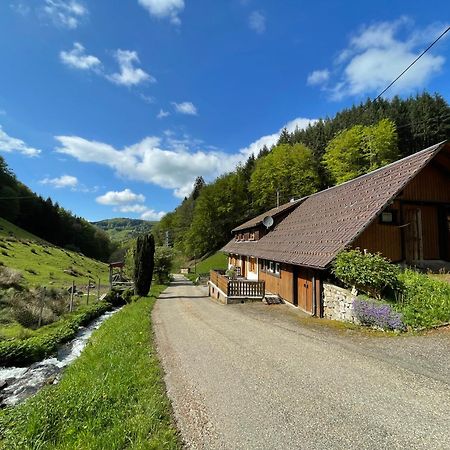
[0,159,112,261]
[153,92,450,259]
[93,218,156,244]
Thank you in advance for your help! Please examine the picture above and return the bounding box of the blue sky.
[0,1,449,222]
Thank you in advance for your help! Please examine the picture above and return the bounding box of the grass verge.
[0,284,180,449]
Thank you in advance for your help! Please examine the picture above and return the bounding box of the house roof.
[232,199,302,232]
[223,141,448,269]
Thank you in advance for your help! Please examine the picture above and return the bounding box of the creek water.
[0,307,120,407]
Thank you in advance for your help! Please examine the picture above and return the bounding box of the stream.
[0,307,121,407]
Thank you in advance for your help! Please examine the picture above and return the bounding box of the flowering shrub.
[353,298,405,331]
[333,249,399,299]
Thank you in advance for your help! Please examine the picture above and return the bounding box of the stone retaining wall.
[323,283,359,323]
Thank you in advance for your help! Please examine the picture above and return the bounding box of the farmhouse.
[211,141,450,314]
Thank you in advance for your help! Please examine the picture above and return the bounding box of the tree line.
[0,158,112,261]
[153,92,450,258]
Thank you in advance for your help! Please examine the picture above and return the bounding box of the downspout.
[312,274,316,316]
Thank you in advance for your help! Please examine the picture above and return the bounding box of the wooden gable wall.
[353,154,450,262]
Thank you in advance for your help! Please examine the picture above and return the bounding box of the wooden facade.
[353,161,450,263]
[256,261,322,315]
[259,263,294,304]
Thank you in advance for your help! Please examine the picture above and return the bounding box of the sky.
[0,0,449,222]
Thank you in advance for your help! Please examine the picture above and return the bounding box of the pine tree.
[277,127,292,145]
[134,233,155,296]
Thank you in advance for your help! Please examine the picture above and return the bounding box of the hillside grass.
[0,218,109,289]
[0,284,180,449]
[193,251,228,274]
[185,251,228,283]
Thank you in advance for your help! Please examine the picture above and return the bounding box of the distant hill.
[92,218,156,244]
[0,217,109,288]
[0,155,112,262]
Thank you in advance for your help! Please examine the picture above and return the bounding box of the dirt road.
[153,275,450,449]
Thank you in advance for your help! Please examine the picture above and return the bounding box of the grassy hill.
[92,218,156,244]
[0,217,109,289]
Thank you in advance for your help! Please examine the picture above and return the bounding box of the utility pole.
[276,190,280,208]
[69,281,74,312]
[86,280,90,305]
[38,287,46,328]
[97,277,100,301]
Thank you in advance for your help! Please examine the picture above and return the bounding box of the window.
[269,261,274,272]
[249,257,256,272]
[249,232,255,241]
[275,263,280,274]
[380,210,397,224]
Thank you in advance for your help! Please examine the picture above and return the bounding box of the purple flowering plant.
[353,298,405,331]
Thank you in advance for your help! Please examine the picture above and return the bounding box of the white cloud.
[96,190,165,221]
[172,101,197,115]
[307,69,330,86]
[10,2,31,16]
[0,126,41,157]
[140,94,156,104]
[43,0,88,29]
[138,0,184,25]
[140,209,166,221]
[40,174,78,188]
[157,109,170,119]
[308,18,448,100]
[96,189,145,206]
[116,204,148,213]
[60,42,101,70]
[107,50,155,87]
[238,117,317,159]
[54,117,315,199]
[249,11,266,34]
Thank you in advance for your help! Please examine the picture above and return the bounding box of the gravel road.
[153,275,450,450]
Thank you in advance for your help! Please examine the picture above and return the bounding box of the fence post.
[38,287,46,328]
[69,281,74,312]
[87,280,90,305]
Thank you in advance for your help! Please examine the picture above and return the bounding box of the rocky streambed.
[0,307,121,407]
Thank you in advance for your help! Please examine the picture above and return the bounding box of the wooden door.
[447,208,450,260]
[441,207,450,261]
[296,268,313,313]
[404,207,423,263]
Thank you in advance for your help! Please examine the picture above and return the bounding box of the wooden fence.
[209,270,265,298]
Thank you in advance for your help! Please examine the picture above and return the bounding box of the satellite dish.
[262,216,274,229]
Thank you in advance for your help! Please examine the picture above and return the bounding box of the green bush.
[154,246,174,283]
[0,301,110,366]
[332,249,399,299]
[397,269,450,328]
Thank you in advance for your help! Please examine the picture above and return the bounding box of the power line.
[374,25,450,101]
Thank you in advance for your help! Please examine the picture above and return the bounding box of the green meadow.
[0,218,109,289]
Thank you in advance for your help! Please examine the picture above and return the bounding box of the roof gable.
[232,199,302,232]
[223,141,448,268]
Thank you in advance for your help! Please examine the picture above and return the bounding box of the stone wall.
[323,283,359,323]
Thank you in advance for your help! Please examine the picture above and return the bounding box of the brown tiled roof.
[223,141,448,269]
[232,199,302,232]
